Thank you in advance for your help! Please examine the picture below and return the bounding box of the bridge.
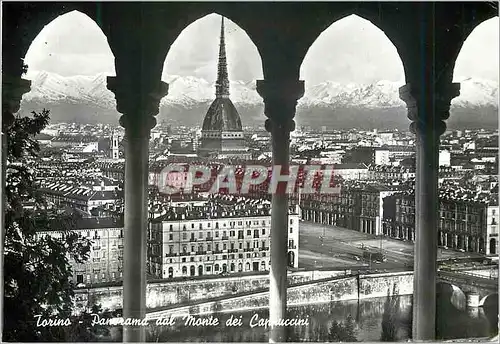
[73,268,498,316]
[437,268,498,308]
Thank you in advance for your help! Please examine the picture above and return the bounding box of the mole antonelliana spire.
[198,16,250,159]
[215,16,230,98]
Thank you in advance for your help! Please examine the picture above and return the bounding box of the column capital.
[256,80,304,133]
[2,75,32,130]
[399,82,460,135]
[107,76,168,137]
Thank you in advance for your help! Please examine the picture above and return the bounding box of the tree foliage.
[381,284,401,341]
[3,110,93,341]
[328,314,358,342]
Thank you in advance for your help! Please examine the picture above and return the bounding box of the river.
[142,295,498,342]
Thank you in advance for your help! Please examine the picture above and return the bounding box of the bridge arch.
[479,293,499,308]
[437,281,466,311]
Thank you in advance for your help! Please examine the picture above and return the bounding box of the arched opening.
[198,265,203,276]
[479,293,499,336]
[182,266,187,275]
[222,263,227,273]
[159,13,263,158]
[452,17,498,127]
[299,14,405,131]
[168,267,174,278]
[230,263,235,272]
[22,10,117,124]
[490,238,497,255]
[190,265,196,276]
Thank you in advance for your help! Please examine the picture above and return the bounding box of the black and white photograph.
[1,1,499,342]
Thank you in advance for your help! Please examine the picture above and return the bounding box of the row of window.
[174,240,273,254]
[164,228,270,241]
[76,272,122,284]
[85,230,124,239]
[164,219,284,231]
[160,251,267,264]
[165,260,268,277]
[92,250,123,258]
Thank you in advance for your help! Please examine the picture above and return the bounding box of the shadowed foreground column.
[400,83,459,340]
[1,75,32,341]
[257,80,304,343]
[107,77,168,342]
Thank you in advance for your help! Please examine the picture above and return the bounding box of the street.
[298,221,485,271]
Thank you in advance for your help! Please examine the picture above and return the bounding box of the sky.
[24,11,499,85]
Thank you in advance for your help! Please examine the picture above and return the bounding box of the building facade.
[198,17,250,160]
[148,204,300,279]
[383,192,488,254]
[301,184,399,236]
[38,217,125,286]
[486,205,499,255]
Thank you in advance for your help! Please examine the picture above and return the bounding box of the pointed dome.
[202,98,242,131]
[202,16,242,132]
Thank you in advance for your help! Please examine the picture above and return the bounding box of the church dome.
[202,97,243,131]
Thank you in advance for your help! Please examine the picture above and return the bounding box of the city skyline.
[5,3,498,343]
[24,12,499,84]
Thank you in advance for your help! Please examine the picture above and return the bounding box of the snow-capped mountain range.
[20,71,498,129]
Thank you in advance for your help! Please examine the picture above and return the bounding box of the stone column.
[1,75,32,339]
[400,82,459,340]
[107,76,168,342]
[257,79,304,343]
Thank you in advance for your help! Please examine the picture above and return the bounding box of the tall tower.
[198,17,249,159]
[110,130,120,160]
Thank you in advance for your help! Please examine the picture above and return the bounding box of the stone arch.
[436,281,466,311]
[161,12,263,95]
[300,14,406,114]
[479,292,499,331]
[299,8,409,78]
[479,293,499,308]
[2,4,107,76]
[23,10,115,75]
[451,16,498,129]
[19,10,117,122]
[452,16,499,83]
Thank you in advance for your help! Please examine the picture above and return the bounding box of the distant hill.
[19,71,498,130]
